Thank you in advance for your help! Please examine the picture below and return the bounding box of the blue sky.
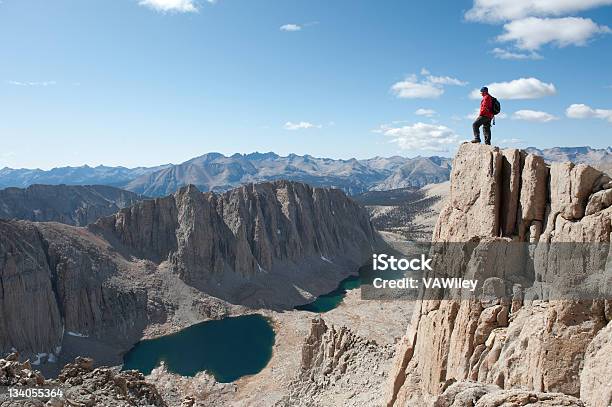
[0,0,611,169]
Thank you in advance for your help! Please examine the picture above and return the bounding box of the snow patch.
[321,256,333,264]
[258,263,268,273]
[67,331,89,338]
[32,353,48,366]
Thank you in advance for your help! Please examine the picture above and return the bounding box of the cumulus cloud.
[415,108,437,117]
[512,109,558,122]
[377,122,461,152]
[425,75,468,86]
[566,103,612,122]
[392,77,443,99]
[465,0,612,23]
[7,80,57,86]
[138,0,199,13]
[497,17,611,50]
[469,77,556,100]
[280,24,302,32]
[391,70,467,99]
[284,121,322,130]
[491,47,542,60]
[466,1,612,58]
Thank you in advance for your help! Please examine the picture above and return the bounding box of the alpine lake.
[123,266,367,382]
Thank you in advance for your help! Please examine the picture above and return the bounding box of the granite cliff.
[386,143,612,407]
[0,181,377,369]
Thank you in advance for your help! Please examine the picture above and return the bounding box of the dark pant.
[472,115,492,145]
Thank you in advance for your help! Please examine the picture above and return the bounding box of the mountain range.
[525,146,612,174]
[0,152,452,196]
[0,184,144,226]
[1,147,610,200]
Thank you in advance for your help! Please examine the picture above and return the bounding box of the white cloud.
[512,109,558,122]
[391,70,467,99]
[469,77,556,100]
[497,17,610,50]
[377,122,461,152]
[415,108,437,117]
[280,24,302,32]
[425,75,468,86]
[138,0,199,13]
[7,80,57,86]
[392,77,443,99]
[566,103,612,122]
[465,0,612,23]
[284,121,322,130]
[491,47,542,60]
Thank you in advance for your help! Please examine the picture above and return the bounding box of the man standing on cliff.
[472,86,494,145]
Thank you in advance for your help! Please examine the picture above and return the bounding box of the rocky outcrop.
[282,317,394,407]
[580,323,612,407]
[0,181,377,363]
[434,381,585,407]
[388,143,612,407]
[433,145,502,241]
[0,353,166,406]
[0,184,145,226]
[147,362,236,407]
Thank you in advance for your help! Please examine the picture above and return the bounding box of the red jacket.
[479,94,494,119]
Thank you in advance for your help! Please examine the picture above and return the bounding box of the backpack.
[491,96,501,115]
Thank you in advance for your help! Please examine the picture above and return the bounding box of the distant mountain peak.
[244,152,280,160]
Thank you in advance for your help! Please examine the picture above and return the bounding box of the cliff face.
[0,181,377,362]
[0,220,149,362]
[92,181,377,304]
[0,184,145,226]
[387,143,612,407]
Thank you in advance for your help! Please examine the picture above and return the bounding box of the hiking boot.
[470,139,481,143]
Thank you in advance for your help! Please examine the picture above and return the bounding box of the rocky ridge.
[280,317,394,407]
[386,143,612,407]
[0,353,166,406]
[0,184,145,226]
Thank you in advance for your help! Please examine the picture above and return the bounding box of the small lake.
[122,314,275,383]
[294,274,361,313]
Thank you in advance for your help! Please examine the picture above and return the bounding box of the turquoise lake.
[122,314,275,383]
[294,274,361,313]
